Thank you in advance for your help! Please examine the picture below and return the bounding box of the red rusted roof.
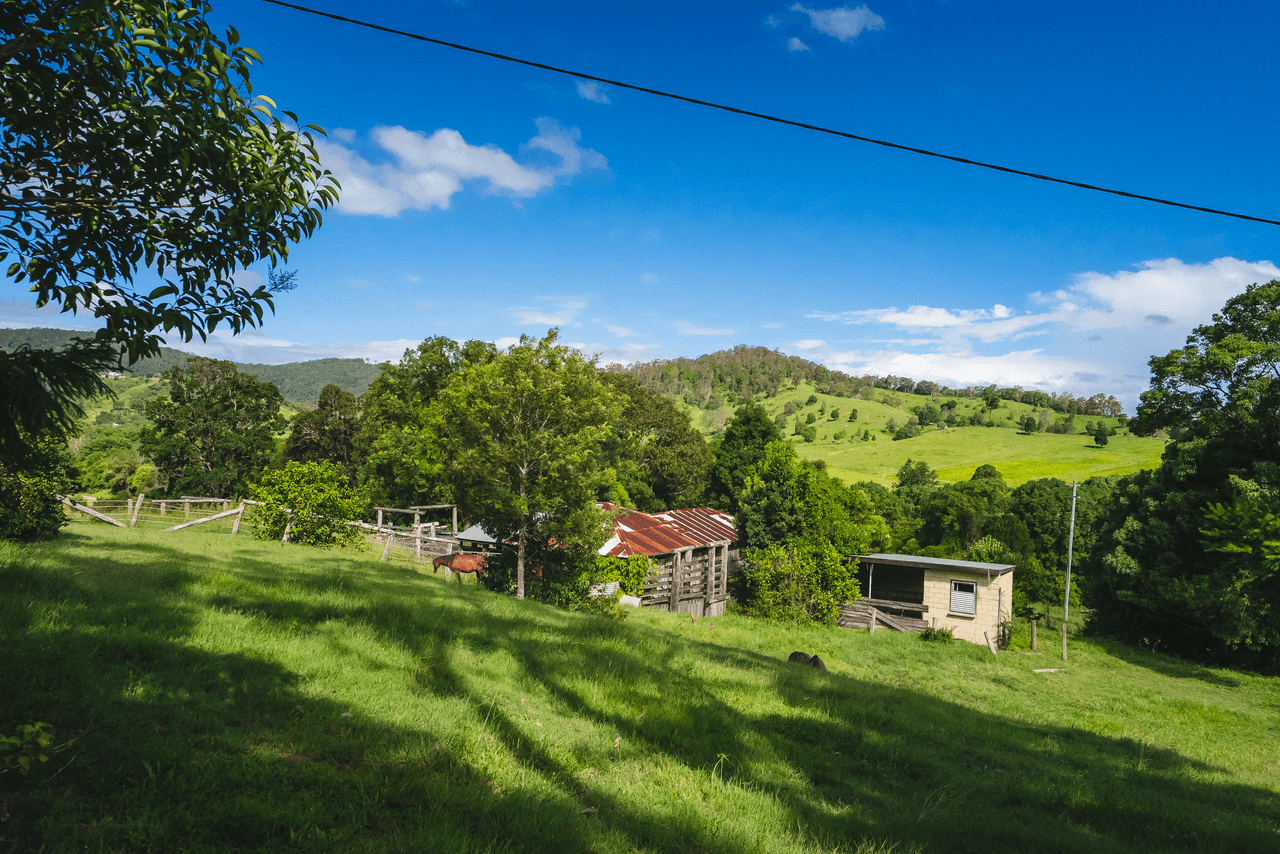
[596,503,737,558]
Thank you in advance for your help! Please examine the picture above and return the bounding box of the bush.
[0,436,73,542]
[919,624,954,643]
[250,461,363,547]
[737,539,858,626]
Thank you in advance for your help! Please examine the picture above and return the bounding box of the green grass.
[752,383,1165,486]
[3,523,1278,852]
[797,428,1167,486]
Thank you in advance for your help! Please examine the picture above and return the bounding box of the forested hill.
[1,328,383,402]
[619,344,1122,417]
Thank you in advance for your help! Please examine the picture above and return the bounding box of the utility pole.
[1062,480,1078,661]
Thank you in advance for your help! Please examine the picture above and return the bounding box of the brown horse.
[432,552,486,582]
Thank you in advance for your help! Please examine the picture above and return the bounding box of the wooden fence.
[838,597,929,633]
[59,495,737,599]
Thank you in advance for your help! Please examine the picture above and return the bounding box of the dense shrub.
[250,461,363,547]
[0,436,73,542]
[737,540,858,626]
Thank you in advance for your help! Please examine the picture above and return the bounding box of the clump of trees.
[1086,281,1280,672]
[141,359,284,499]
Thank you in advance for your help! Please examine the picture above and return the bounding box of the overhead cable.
[262,0,1279,228]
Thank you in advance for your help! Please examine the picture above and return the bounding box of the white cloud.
[576,80,611,104]
[787,37,811,52]
[790,3,885,43]
[405,274,422,282]
[607,325,637,337]
[802,256,1280,407]
[761,321,784,329]
[641,273,657,283]
[510,297,587,326]
[493,336,521,350]
[675,320,736,336]
[315,118,607,217]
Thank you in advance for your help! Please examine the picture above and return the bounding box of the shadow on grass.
[1087,637,1242,688]
[3,535,1277,853]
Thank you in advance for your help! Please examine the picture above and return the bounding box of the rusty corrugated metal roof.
[596,504,736,558]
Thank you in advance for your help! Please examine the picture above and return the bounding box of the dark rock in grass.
[788,651,827,670]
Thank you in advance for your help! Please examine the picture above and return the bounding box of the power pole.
[1062,481,1078,661]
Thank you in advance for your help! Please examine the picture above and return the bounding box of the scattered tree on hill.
[140,358,284,498]
[435,331,617,600]
[0,0,335,457]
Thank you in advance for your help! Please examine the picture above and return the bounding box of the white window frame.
[950,579,977,615]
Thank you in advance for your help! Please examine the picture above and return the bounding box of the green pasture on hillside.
[3,523,1277,852]
[748,382,1164,486]
[798,429,1167,486]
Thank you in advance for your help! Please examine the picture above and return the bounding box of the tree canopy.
[434,332,617,600]
[1088,281,1280,672]
[707,402,782,513]
[1,0,336,460]
[599,373,712,511]
[140,358,284,498]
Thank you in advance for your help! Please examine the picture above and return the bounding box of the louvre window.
[950,580,977,614]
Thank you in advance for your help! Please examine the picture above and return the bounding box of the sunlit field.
[2,522,1275,852]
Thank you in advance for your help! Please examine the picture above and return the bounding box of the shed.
[841,553,1014,646]
[597,504,739,617]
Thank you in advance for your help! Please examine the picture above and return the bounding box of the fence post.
[414,526,422,560]
[381,531,394,562]
[1031,619,1037,651]
[281,510,293,544]
[183,498,191,517]
[869,607,877,635]
[130,494,145,527]
[231,501,246,535]
[669,552,681,611]
[159,500,167,516]
[1062,623,1068,662]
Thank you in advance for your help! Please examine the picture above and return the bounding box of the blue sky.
[4,0,1279,408]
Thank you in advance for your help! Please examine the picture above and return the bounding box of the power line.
[262,0,1279,228]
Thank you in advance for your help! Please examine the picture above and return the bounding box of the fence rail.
[61,496,736,608]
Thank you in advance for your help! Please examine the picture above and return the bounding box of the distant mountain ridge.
[1,328,384,403]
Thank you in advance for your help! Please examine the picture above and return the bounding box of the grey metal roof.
[858,553,1015,575]
[457,524,498,544]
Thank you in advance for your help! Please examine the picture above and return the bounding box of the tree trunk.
[517,522,526,600]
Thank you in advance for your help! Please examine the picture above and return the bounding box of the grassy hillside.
[3,523,1277,852]
[755,383,1165,486]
